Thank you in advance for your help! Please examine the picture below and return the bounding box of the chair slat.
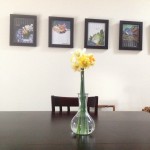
[51,95,98,115]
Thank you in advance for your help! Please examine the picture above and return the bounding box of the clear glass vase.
[71,93,95,135]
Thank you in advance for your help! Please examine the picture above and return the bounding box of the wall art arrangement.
[9,14,143,51]
[48,17,74,48]
[119,21,143,51]
[84,19,109,49]
[10,14,37,46]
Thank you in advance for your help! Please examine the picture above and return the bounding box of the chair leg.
[87,107,90,113]
[52,106,55,114]
[59,106,62,113]
[95,106,98,115]
[67,106,70,113]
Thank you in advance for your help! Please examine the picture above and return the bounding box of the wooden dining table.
[0,111,150,150]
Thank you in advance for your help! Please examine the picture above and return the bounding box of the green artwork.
[88,29,105,46]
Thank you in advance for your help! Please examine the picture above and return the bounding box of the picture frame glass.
[87,22,106,47]
[119,21,142,50]
[84,19,108,49]
[51,20,71,45]
[49,17,74,48]
[122,24,140,48]
[13,18,34,44]
[10,14,37,46]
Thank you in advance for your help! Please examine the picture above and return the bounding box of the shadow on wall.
[147,26,150,55]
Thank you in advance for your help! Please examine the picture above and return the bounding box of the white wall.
[0,0,150,111]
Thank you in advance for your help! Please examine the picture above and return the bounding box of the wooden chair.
[98,105,115,111]
[51,95,98,115]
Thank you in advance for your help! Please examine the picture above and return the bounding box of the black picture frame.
[48,16,74,48]
[84,18,109,49]
[10,14,37,47]
[119,20,143,50]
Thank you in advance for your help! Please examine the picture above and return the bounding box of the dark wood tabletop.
[0,111,150,150]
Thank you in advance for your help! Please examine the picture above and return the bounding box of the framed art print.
[84,19,109,49]
[49,17,74,48]
[119,21,143,50]
[10,14,37,46]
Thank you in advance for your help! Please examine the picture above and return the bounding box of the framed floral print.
[48,16,74,48]
[119,21,143,50]
[84,18,109,49]
[10,14,37,46]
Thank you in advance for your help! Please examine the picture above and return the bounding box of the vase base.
[71,94,95,135]
[72,131,92,136]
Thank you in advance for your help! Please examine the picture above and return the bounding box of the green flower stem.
[80,69,86,112]
[76,69,89,135]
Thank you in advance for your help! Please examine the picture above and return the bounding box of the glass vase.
[71,93,95,135]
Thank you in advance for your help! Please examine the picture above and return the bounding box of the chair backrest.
[51,95,98,115]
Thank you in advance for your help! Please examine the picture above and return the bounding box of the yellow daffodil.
[71,49,95,71]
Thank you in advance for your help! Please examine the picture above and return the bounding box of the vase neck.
[78,93,88,112]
